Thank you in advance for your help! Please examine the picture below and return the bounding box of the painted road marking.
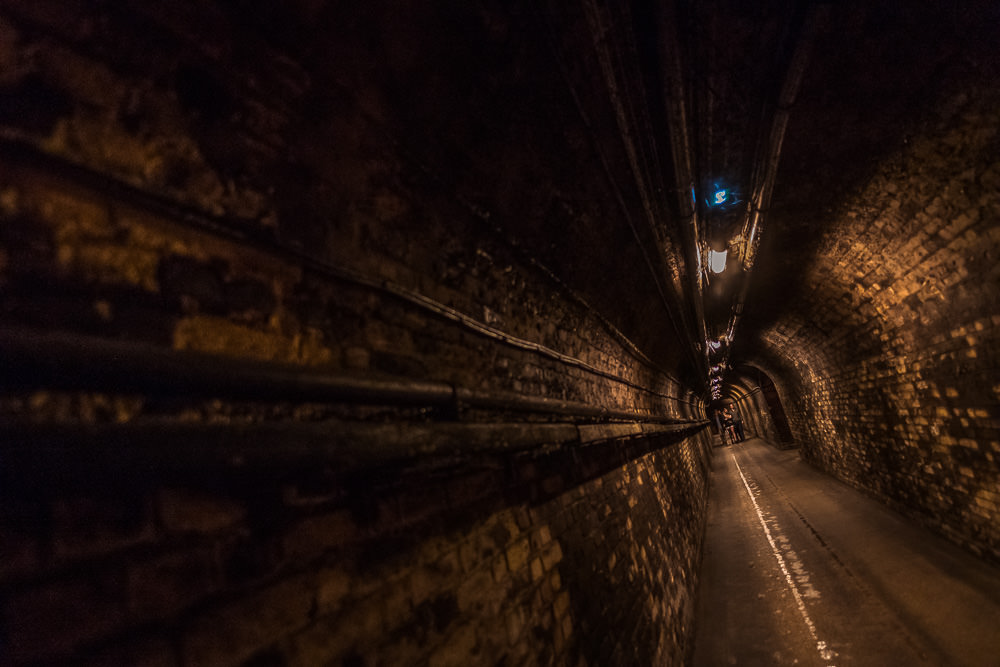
[733,449,838,665]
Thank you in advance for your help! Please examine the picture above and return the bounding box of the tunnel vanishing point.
[0,0,998,665]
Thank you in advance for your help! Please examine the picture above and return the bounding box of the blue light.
[707,183,742,208]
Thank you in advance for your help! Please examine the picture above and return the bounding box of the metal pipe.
[541,9,696,374]
[722,4,828,369]
[0,417,707,485]
[658,0,711,379]
[0,327,705,424]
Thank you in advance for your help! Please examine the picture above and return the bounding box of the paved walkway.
[692,438,1000,666]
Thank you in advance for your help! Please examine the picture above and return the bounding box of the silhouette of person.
[722,409,735,444]
[732,409,745,442]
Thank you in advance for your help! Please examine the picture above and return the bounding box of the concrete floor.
[692,438,1000,667]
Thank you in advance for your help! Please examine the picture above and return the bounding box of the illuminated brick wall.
[752,80,1000,561]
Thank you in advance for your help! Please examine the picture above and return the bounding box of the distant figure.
[732,409,745,442]
[714,409,726,445]
[722,409,735,445]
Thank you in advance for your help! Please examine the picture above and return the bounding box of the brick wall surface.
[0,2,712,664]
[1,428,712,665]
[0,0,691,377]
[750,79,1000,561]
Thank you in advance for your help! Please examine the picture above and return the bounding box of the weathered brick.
[505,537,530,574]
[530,557,544,582]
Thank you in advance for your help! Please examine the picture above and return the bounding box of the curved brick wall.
[746,80,1000,560]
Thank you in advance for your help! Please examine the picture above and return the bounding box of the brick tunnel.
[0,0,998,664]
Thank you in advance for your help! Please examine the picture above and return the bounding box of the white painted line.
[732,450,838,665]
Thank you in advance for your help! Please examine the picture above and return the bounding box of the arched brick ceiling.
[723,1,999,398]
[739,1,998,341]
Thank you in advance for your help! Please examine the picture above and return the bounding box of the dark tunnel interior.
[0,0,998,664]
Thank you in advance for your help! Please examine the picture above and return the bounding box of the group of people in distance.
[720,407,745,444]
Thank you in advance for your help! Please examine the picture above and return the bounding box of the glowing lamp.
[709,249,727,274]
[714,189,728,205]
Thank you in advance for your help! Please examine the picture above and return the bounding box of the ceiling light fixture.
[708,249,728,273]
